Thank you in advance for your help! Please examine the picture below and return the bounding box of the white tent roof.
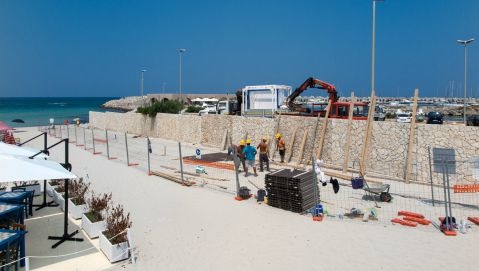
[0,142,48,159]
[0,154,77,182]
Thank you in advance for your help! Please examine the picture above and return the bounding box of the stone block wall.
[89,111,479,183]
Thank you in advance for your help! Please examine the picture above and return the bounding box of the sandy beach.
[15,126,479,271]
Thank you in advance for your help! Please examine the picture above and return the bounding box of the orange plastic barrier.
[468,217,479,226]
[391,218,417,227]
[453,184,479,193]
[403,216,430,225]
[398,211,424,219]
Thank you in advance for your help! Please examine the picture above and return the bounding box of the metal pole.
[25,257,30,271]
[427,146,435,206]
[106,130,110,159]
[445,160,453,226]
[147,137,151,175]
[371,0,376,93]
[74,125,78,145]
[233,155,241,197]
[92,129,96,153]
[83,127,86,150]
[178,142,184,183]
[125,133,129,166]
[441,161,449,229]
[464,45,467,124]
[179,51,182,101]
[141,70,144,97]
[67,124,70,140]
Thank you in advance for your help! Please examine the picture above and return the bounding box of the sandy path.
[18,127,479,271]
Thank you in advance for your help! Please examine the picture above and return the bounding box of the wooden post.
[316,100,332,160]
[285,127,298,163]
[220,129,228,150]
[360,90,376,175]
[270,113,282,160]
[342,92,355,173]
[296,128,309,166]
[404,88,419,183]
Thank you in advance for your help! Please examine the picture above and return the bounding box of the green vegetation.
[385,112,396,119]
[137,100,184,117]
[185,105,202,113]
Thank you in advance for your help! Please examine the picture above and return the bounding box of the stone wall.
[89,111,479,183]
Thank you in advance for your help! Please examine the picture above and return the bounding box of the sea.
[0,97,121,128]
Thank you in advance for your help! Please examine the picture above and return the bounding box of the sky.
[0,0,478,98]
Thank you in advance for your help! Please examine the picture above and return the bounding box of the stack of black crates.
[265,169,318,213]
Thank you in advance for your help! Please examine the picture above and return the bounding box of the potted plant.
[68,178,90,219]
[47,179,62,197]
[99,204,132,263]
[82,192,111,239]
[13,181,41,196]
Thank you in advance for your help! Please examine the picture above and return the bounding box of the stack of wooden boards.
[265,169,318,213]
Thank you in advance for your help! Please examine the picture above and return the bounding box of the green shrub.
[136,100,184,117]
[185,105,202,113]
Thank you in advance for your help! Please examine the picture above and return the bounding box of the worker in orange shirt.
[275,133,286,163]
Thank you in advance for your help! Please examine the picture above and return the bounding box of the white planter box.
[53,190,65,211]
[13,184,41,196]
[99,231,129,263]
[46,183,57,197]
[81,213,106,239]
[68,198,88,220]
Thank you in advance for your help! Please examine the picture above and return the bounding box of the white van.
[396,112,412,123]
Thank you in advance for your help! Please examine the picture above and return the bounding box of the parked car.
[426,112,444,124]
[396,113,412,123]
[467,114,479,126]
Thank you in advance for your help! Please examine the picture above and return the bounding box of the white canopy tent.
[0,142,48,159]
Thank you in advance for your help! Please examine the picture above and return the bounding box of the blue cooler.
[351,177,364,189]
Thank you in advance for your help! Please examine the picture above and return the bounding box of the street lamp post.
[141,69,147,97]
[457,38,474,125]
[371,0,384,94]
[179,49,186,102]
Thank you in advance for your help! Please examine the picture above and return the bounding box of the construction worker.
[235,140,246,172]
[243,139,258,177]
[257,138,270,172]
[275,133,286,163]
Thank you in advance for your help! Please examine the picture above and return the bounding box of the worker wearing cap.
[242,139,258,177]
[235,140,246,172]
[257,138,270,172]
[275,133,286,163]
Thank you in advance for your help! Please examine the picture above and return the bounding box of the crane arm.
[286,77,338,111]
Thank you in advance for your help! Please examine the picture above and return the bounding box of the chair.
[0,237,21,271]
[10,188,33,218]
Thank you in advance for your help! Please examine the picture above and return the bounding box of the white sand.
[16,127,479,271]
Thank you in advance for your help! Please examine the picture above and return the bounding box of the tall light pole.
[179,49,186,102]
[141,69,147,97]
[457,38,474,124]
[371,0,383,95]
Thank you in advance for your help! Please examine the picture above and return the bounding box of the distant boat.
[11,119,25,123]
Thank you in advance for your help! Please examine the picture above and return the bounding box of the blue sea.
[0,97,120,127]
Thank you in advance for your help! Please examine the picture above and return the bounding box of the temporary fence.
[54,125,479,234]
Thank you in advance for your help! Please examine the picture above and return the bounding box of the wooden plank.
[296,128,309,166]
[306,105,324,165]
[360,90,376,175]
[342,92,355,173]
[270,114,282,160]
[284,127,298,163]
[404,88,419,183]
[316,100,332,159]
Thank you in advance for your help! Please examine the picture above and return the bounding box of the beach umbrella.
[0,154,76,182]
[11,119,25,123]
[0,153,82,249]
[0,142,48,159]
[0,121,13,131]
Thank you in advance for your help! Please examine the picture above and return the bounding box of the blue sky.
[0,0,478,98]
